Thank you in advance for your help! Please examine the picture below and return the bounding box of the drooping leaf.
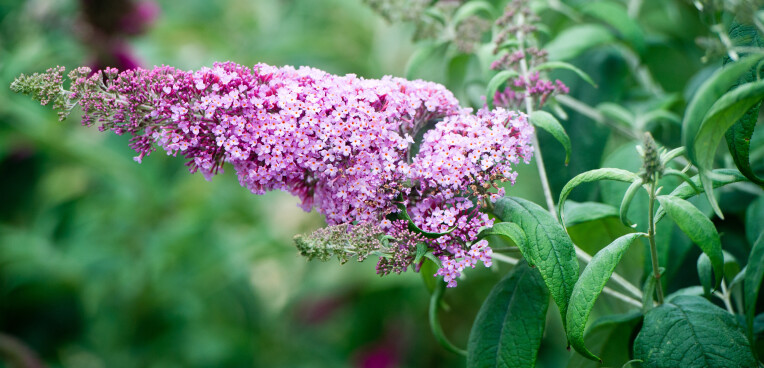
[477,222,529,264]
[725,19,764,186]
[745,233,764,348]
[545,24,615,61]
[567,233,645,361]
[655,168,747,223]
[657,195,724,289]
[532,61,597,87]
[558,168,639,225]
[697,253,713,298]
[619,178,643,227]
[681,54,764,218]
[493,197,579,329]
[430,280,466,356]
[562,201,619,227]
[566,311,643,368]
[486,70,520,108]
[530,111,572,165]
[634,295,757,367]
[581,1,645,55]
[467,261,549,368]
[420,257,439,294]
[598,102,635,127]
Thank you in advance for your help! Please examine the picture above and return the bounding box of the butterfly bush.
[11,62,533,287]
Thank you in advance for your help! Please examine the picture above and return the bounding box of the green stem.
[647,178,664,304]
[429,280,468,356]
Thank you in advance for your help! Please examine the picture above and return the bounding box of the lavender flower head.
[11,62,534,287]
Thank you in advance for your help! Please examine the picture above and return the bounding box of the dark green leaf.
[567,233,645,361]
[566,311,643,368]
[725,19,764,186]
[530,111,572,165]
[493,197,579,328]
[657,195,724,289]
[430,280,467,356]
[642,272,658,314]
[745,233,764,348]
[562,201,619,227]
[619,178,643,227]
[397,203,456,238]
[655,169,747,223]
[581,1,645,54]
[532,61,597,87]
[746,196,764,246]
[558,168,639,225]
[421,257,439,294]
[681,55,764,218]
[545,24,615,61]
[477,222,529,263]
[697,253,713,298]
[634,295,757,367]
[467,261,549,368]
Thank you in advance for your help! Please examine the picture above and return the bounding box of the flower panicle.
[12,61,535,287]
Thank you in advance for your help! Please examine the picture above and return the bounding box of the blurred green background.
[0,0,528,367]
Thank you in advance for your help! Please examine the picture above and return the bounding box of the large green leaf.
[530,111,572,165]
[581,1,645,55]
[467,261,549,368]
[493,197,579,328]
[567,233,645,361]
[634,295,757,367]
[657,195,724,289]
[725,20,764,186]
[544,24,615,61]
[681,54,764,218]
[558,168,639,225]
[745,233,764,348]
[477,222,529,263]
[566,311,643,368]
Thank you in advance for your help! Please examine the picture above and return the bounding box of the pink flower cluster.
[20,62,534,286]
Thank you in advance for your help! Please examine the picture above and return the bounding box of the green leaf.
[657,195,724,289]
[558,168,639,225]
[452,0,494,26]
[725,19,764,186]
[566,311,643,368]
[544,24,615,61]
[467,261,549,368]
[486,70,519,108]
[697,253,713,298]
[655,168,747,223]
[532,61,597,87]
[745,233,764,348]
[567,233,645,362]
[581,1,645,55]
[421,257,439,294]
[642,272,658,314]
[746,196,764,246]
[562,201,619,227]
[530,111,572,165]
[634,295,757,367]
[405,40,449,80]
[619,178,643,227]
[493,197,579,329]
[477,222,529,263]
[397,203,456,239]
[430,280,467,356]
[681,55,764,218]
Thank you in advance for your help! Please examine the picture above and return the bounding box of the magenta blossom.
[11,62,533,286]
